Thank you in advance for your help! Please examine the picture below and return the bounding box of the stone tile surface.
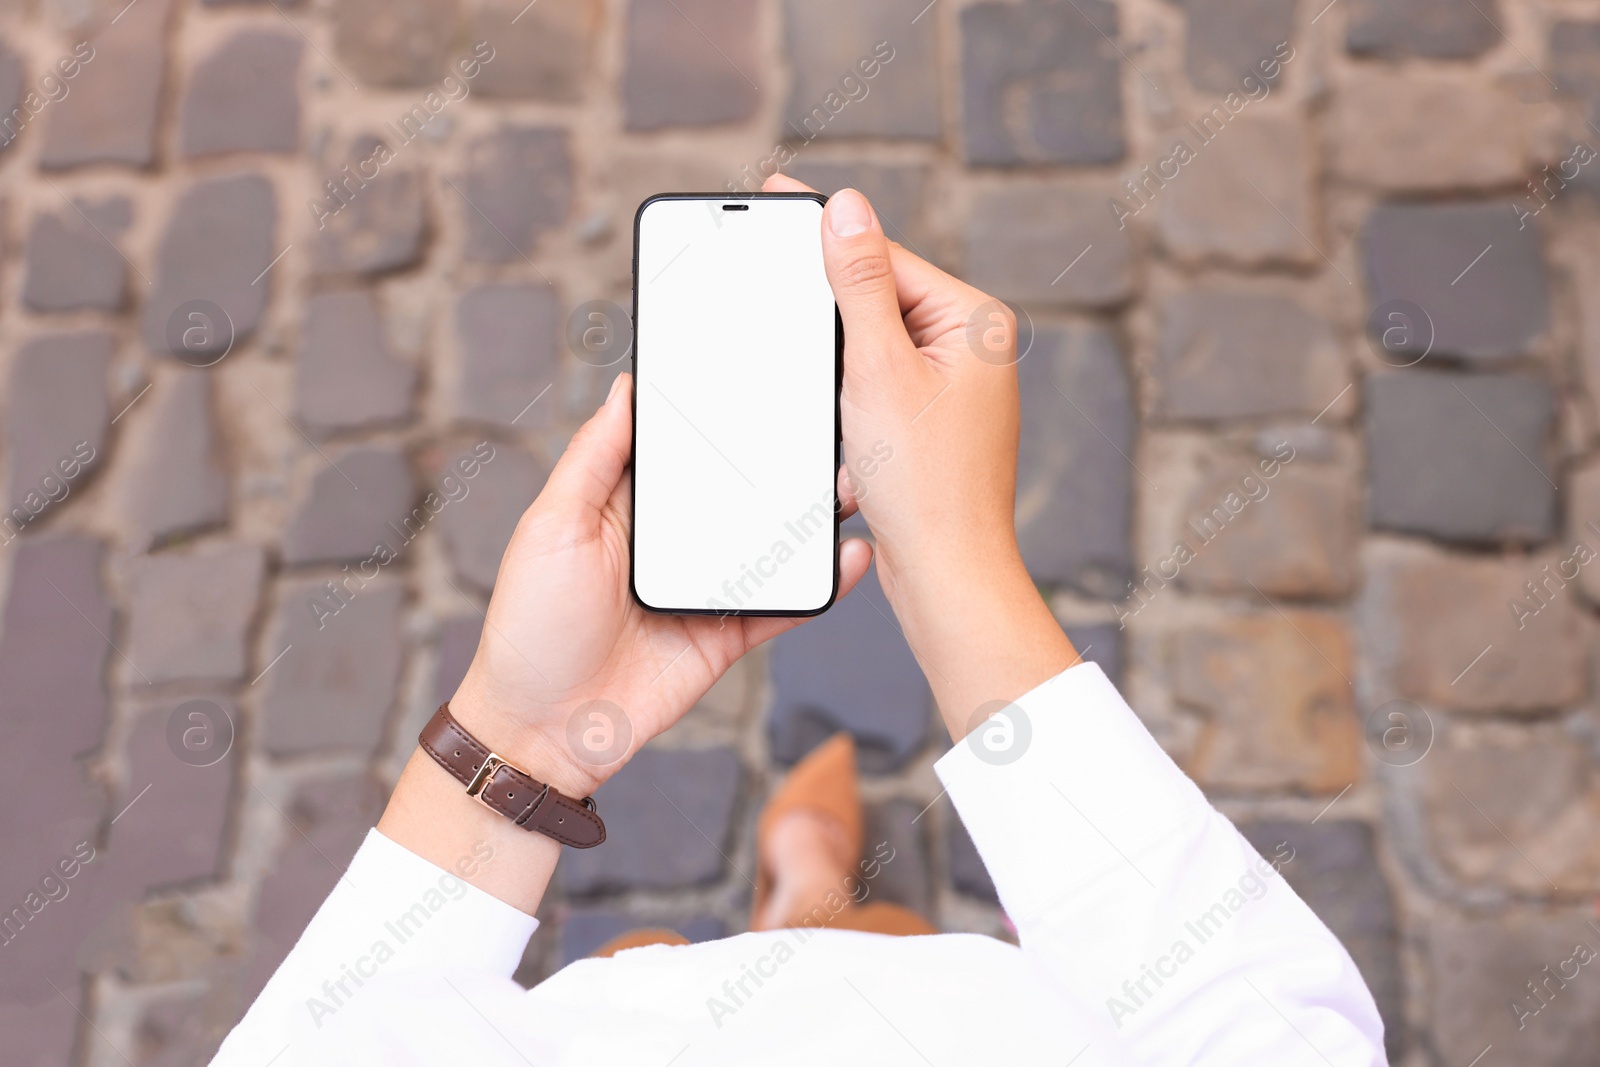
[125,545,264,684]
[622,0,761,131]
[1173,612,1361,793]
[782,1,938,141]
[3,331,111,518]
[294,291,416,436]
[142,173,278,357]
[1362,202,1549,362]
[458,127,572,262]
[1152,289,1347,421]
[282,444,417,565]
[117,371,231,551]
[455,283,561,429]
[1015,326,1135,598]
[259,580,405,755]
[1346,0,1500,59]
[961,0,1125,166]
[1365,371,1555,544]
[964,183,1134,309]
[40,0,172,168]
[180,30,302,157]
[22,197,131,312]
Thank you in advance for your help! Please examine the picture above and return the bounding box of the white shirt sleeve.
[211,828,538,1065]
[934,661,1387,1066]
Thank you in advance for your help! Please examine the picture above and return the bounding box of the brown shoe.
[751,733,863,929]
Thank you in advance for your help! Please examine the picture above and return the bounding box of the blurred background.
[2,0,1598,1062]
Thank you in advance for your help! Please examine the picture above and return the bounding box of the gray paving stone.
[1427,908,1600,1065]
[180,30,302,157]
[1363,201,1548,362]
[1153,289,1346,421]
[784,161,932,256]
[1346,0,1500,60]
[561,747,742,893]
[260,581,405,755]
[142,173,278,356]
[40,0,172,168]
[622,0,761,130]
[311,136,426,276]
[434,615,483,705]
[1365,371,1555,544]
[945,817,999,904]
[22,197,131,312]
[964,184,1133,309]
[0,41,20,157]
[3,331,110,521]
[105,703,237,894]
[862,799,932,918]
[458,127,571,262]
[558,908,724,966]
[470,0,595,101]
[961,0,1125,166]
[0,536,112,760]
[1240,821,1405,1061]
[118,371,230,551]
[1179,0,1296,91]
[245,777,386,999]
[781,1,938,141]
[1060,622,1124,685]
[437,444,547,593]
[282,444,417,565]
[332,0,460,87]
[0,994,81,1067]
[769,565,931,773]
[125,545,265,684]
[455,283,561,429]
[1016,326,1135,598]
[294,291,416,436]
[0,538,112,1015]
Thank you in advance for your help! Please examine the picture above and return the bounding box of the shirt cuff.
[933,662,1213,925]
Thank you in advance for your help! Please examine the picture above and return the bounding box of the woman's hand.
[381,373,870,912]
[762,174,1078,737]
[448,373,874,799]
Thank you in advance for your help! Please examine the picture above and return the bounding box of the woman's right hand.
[763,174,1079,737]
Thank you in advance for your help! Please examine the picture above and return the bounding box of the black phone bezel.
[628,191,845,618]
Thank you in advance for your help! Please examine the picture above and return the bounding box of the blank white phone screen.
[633,196,838,614]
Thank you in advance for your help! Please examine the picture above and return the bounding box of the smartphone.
[630,192,842,616]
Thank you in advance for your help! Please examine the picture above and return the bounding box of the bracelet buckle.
[465,752,523,807]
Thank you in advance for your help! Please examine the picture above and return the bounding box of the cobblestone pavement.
[1,0,1599,1064]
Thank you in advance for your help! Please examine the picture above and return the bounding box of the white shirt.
[214,663,1386,1065]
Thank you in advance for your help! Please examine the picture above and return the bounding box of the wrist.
[878,543,1078,741]
[447,677,610,798]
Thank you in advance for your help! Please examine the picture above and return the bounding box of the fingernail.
[606,373,625,404]
[828,189,871,237]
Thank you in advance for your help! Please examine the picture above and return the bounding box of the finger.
[836,464,859,521]
[763,173,818,195]
[737,538,874,647]
[541,373,633,522]
[820,189,918,384]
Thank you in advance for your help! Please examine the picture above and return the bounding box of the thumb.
[821,190,914,383]
[541,372,633,519]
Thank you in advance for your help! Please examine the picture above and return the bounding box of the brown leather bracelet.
[418,703,606,848]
